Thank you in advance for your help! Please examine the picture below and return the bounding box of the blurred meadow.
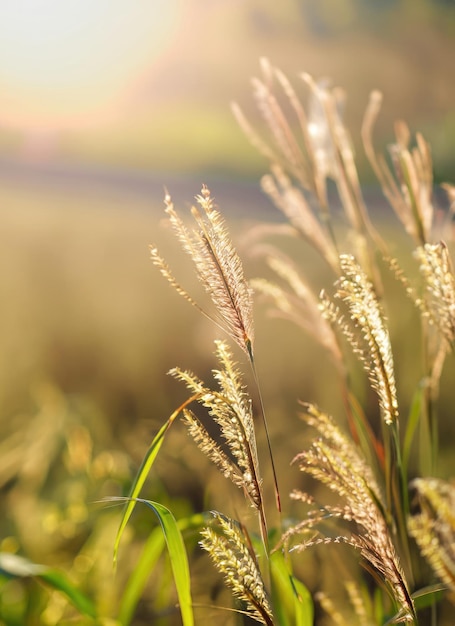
[1,1,455,624]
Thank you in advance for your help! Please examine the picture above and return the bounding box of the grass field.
[1,163,454,623]
[0,177,318,624]
[1,4,455,618]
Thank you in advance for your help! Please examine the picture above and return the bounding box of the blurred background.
[1,1,454,624]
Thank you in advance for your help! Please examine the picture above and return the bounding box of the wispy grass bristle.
[200,512,273,626]
[408,478,455,592]
[284,405,415,621]
[259,165,340,272]
[363,92,434,246]
[133,61,455,626]
[320,254,399,425]
[415,242,455,346]
[151,185,254,358]
[170,339,267,543]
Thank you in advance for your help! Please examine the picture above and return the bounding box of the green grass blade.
[402,384,424,480]
[411,584,446,611]
[131,499,194,626]
[117,526,165,625]
[113,396,201,565]
[40,570,97,618]
[270,550,313,626]
[118,513,205,626]
[113,415,173,564]
[0,553,97,619]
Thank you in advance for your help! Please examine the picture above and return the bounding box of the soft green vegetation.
[1,59,455,625]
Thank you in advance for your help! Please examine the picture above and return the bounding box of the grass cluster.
[118,60,455,625]
[1,60,455,625]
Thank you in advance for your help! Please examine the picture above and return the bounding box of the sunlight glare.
[0,0,182,129]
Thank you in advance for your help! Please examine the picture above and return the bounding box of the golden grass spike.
[324,255,399,425]
[302,72,387,264]
[251,75,304,177]
[362,91,434,246]
[193,188,280,513]
[315,592,349,626]
[344,581,373,625]
[415,242,455,346]
[168,366,210,397]
[362,92,416,240]
[200,512,274,625]
[172,341,268,543]
[212,340,259,468]
[150,246,207,317]
[154,186,279,519]
[182,409,245,488]
[152,187,254,357]
[260,165,340,273]
[189,186,255,356]
[408,478,455,592]
[274,66,316,184]
[285,405,415,621]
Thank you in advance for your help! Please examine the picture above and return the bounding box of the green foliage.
[113,411,179,565]
[0,553,97,620]
[126,500,195,626]
[269,549,313,626]
[117,513,205,626]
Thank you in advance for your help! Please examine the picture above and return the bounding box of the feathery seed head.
[200,512,273,625]
[408,478,455,591]
[152,186,255,357]
[171,340,263,513]
[415,242,455,346]
[363,94,434,245]
[322,255,399,424]
[286,405,414,620]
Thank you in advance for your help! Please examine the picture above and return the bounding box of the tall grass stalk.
[120,60,455,625]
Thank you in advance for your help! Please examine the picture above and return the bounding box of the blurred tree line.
[299,0,455,36]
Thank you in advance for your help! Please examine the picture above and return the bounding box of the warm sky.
[0,0,453,177]
[0,0,183,130]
